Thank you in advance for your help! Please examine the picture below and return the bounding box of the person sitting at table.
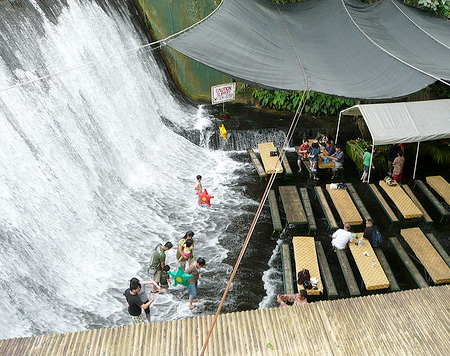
[308,141,321,180]
[324,141,336,156]
[331,223,353,250]
[297,139,310,173]
[277,289,307,307]
[363,219,377,245]
[315,132,327,144]
[330,146,344,180]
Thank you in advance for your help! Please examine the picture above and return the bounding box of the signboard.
[211,82,236,105]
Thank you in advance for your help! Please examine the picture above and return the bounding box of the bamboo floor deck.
[426,175,450,206]
[4,286,450,355]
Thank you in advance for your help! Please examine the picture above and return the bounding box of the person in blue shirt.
[308,142,321,180]
[330,146,344,180]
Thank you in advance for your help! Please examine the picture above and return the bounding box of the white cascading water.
[0,0,264,339]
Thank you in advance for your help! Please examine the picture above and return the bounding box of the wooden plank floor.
[349,233,389,290]
[426,175,450,206]
[401,228,450,284]
[257,142,283,174]
[379,181,422,219]
[292,236,323,295]
[326,184,363,225]
[279,186,307,225]
[3,286,450,355]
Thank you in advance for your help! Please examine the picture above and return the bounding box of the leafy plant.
[251,88,355,116]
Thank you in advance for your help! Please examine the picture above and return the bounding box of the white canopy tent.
[336,99,450,182]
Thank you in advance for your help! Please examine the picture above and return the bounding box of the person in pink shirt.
[297,139,310,172]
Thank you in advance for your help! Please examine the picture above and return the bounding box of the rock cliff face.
[136,0,231,101]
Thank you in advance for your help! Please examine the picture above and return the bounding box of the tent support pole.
[413,141,420,179]
[335,112,342,144]
[367,143,375,184]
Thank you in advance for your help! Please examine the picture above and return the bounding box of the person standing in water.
[177,230,195,271]
[195,175,203,204]
[185,257,206,310]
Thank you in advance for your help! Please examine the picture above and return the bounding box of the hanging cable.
[0,0,225,94]
[199,6,311,355]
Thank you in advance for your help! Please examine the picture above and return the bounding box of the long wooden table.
[349,233,390,290]
[292,236,323,295]
[257,142,283,174]
[326,184,363,225]
[401,228,450,284]
[378,180,422,219]
[426,175,450,206]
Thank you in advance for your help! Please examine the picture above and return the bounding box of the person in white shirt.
[331,223,353,250]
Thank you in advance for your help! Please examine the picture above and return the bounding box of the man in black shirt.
[363,219,377,246]
[123,278,152,324]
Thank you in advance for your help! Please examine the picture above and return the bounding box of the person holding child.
[177,230,195,271]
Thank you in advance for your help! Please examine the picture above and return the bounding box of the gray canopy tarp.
[167,0,450,99]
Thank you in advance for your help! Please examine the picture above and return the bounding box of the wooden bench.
[299,187,317,233]
[247,148,267,179]
[292,236,323,295]
[426,175,450,206]
[279,186,307,226]
[258,142,283,175]
[426,233,450,268]
[268,190,283,233]
[326,184,363,226]
[278,147,293,179]
[401,228,450,284]
[373,247,401,292]
[390,237,428,288]
[346,183,372,222]
[349,233,389,290]
[314,186,338,230]
[403,184,433,225]
[415,180,449,222]
[281,243,294,294]
[368,184,399,228]
[378,181,422,219]
[315,241,338,299]
[335,249,361,297]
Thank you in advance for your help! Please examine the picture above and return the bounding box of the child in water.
[159,265,171,293]
[195,175,203,205]
[178,239,194,269]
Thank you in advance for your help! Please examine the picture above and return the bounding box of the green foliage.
[251,89,355,116]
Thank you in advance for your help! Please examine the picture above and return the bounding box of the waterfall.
[0,0,258,339]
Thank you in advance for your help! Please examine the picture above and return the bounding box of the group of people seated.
[331,219,380,251]
[297,132,344,180]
